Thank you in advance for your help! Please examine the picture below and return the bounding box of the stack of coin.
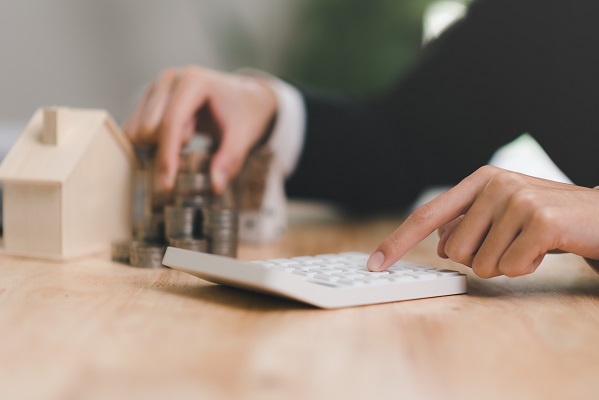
[173,171,211,239]
[129,241,166,269]
[237,147,273,210]
[205,207,239,257]
[113,135,243,267]
[175,172,211,195]
[174,194,209,209]
[135,214,166,244]
[179,147,211,173]
[169,238,209,253]
[164,205,196,241]
[111,240,131,264]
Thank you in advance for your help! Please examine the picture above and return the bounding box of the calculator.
[162,247,467,309]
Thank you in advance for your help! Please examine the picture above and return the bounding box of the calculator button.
[388,270,408,275]
[410,265,438,271]
[291,256,318,262]
[319,268,343,273]
[293,271,318,277]
[314,254,338,258]
[404,271,439,280]
[332,273,363,279]
[267,258,292,264]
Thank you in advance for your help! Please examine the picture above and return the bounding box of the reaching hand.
[367,165,599,278]
[123,66,277,193]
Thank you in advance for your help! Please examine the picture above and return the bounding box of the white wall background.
[0,0,301,124]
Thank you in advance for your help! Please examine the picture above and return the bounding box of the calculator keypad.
[251,252,459,288]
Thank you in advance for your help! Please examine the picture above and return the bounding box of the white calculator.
[162,247,467,309]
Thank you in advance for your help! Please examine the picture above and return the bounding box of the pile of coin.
[205,207,239,257]
[129,242,166,269]
[112,135,240,268]
[164,206,196,240]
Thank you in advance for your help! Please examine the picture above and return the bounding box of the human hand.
[123,66,277,193]
[367,165,599,278]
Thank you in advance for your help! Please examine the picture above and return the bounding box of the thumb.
[156,117,195,191]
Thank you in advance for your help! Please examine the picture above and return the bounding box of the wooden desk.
[2,215,599,400]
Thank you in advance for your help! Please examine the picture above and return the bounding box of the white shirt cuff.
[265,77,306,177]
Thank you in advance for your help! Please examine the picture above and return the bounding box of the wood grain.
[1,215,599,400]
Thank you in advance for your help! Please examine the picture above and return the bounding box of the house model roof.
[0,107,137,184]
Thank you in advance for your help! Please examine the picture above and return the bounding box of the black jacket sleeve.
[285,0,599,213]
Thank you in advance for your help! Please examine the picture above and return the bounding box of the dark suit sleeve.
[285,0,599,213]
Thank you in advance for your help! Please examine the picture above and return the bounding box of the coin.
[175,172,211,195]
[204,207,239,257]
[128,139,243,263]
[169,238,209,253]
[111,240,131,264]
[179,150,211,173]
[164,206,196,240]
[129,242,166,268]
[136,214,167,244]
[174,194,209,209]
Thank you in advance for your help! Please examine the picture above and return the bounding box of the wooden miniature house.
[0,107,137,259]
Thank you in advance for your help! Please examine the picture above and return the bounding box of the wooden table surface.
[2,215,599,400]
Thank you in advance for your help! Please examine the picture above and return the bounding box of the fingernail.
[367,251,385,271]
[211,169,228,193]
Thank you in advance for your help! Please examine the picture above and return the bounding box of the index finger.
[366,166,496,271]
[157,67,211,190]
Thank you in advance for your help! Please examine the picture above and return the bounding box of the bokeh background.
[0,0,574,223]
[0,0,465,125]
[0,0,572,202]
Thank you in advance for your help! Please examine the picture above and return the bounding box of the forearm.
[285,89,467,212]
[287,0,533,211]
[288,0,599,211]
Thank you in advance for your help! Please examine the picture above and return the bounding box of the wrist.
[584,186,599,274]
[251,76,278,146]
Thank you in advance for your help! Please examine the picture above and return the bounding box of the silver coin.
[169,238,209,253]
[207,219,238,226]
[175,194,209,209]
[129,243,166,268]
[136,215,167,244]
[111,240,131,263]
[164,206,196,239]
[133,144,244,260]
[179,150,211,173]
[175,172,211,194]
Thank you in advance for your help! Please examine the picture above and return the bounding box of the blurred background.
[0,0,467,126]
[0,0,571,203]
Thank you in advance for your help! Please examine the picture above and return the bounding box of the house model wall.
[0,107,137,260]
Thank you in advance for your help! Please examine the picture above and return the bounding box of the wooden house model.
[0,107,137,259]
